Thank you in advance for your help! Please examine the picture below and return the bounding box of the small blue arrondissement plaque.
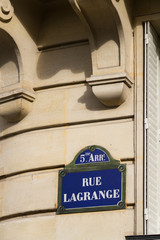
[57,145,126,214]
[75,147,110,165]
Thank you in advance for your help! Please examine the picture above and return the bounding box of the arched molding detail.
[0,0,14,22]
[69,0,133,107]
[0,27,36,122]
[110,0,134,77]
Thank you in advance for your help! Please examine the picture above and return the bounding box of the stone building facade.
[0,0,160,239]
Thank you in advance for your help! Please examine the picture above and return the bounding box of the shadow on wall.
[0,29,20,88]
[124,0,133,28]
[0,116,13,133]
[12,0,44,44]
[36,44,92,80]
[0,30,21,131]
[87,2,120,69]
[12,0,127,116]
[78,85,117,111]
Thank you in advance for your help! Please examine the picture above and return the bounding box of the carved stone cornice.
[69,0,134,107]
[0,86,35,122]
[87,73,133,107]
[0,0,14,22]
[0,88,35,104]
[0,87,36,122]
[87,73,133,88]
[0,28,36,123]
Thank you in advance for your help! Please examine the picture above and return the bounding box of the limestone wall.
[0,0,149,239]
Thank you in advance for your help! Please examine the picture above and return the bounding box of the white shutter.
[144,22,160,234]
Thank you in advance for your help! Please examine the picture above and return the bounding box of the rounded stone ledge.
[0,164,134,219]
[0,120,134,176]
[0,214,57,240]
[92,82,128,107]
[87,72,133,107]
[0,88,36,122]
[0,170,58,218]
[0,209,134,240]
[0,83,133,139]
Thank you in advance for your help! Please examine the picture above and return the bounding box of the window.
[144,21,160,234]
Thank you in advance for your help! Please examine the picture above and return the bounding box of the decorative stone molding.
[87,73,133,107]
[0,87,35,122]
[0,0,14,22]
[0,29,36,123]
[69,0,134,107]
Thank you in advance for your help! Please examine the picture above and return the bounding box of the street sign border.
[57,145,126,214]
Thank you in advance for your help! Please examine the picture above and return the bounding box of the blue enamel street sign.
[62,169,122,209]
[57,145,126,214]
